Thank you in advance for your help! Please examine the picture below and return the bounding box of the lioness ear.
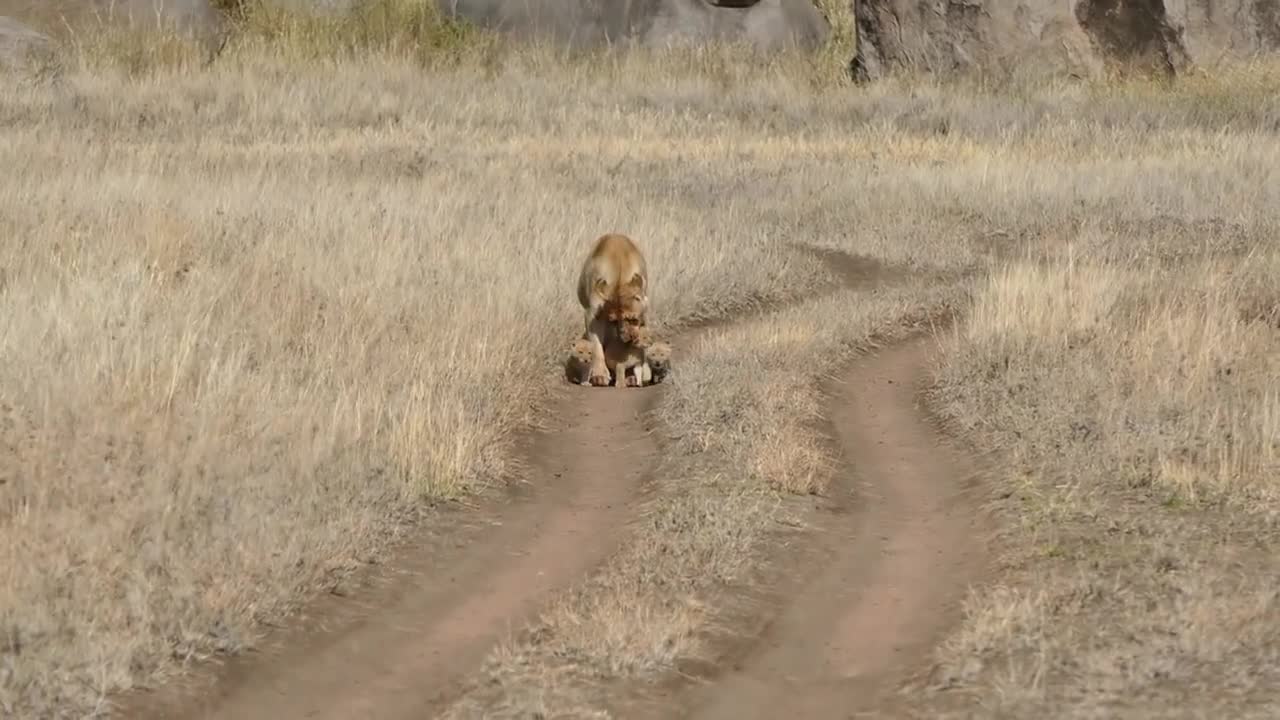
[626,274,645,292]
[593,277,608,295]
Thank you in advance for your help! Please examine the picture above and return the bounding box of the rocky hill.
[2,1,1278,82]
[852,0,1280,81]
[436,0,831,52]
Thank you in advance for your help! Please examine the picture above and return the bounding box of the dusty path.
[115,248,985,720]
[676,337,989,720]
[116,378,662,720]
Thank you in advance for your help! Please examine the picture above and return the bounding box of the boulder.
[437,0,831,52]
[0,15,60,81]
[851,0,1280,82]
[0,0,225,38]
[247,0,358,13]
[115,0,225,34]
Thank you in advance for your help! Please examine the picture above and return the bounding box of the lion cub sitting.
[565,325,672,387]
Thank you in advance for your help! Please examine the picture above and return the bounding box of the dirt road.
[116,375,663,719]
[674,338,989,720]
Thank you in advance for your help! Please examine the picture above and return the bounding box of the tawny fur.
[644,340,673,385]
[564,338,596,385]
[605,324,654,389]
[564,328,673,387]
[575,233,650,387]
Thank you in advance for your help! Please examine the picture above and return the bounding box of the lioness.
[576,233,650,387]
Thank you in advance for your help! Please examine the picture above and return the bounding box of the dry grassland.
[0,29,837,719]
[923,234,1280,715]
[2,3,1279,718]
[439,65,1280,718]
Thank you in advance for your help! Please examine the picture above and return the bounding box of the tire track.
[114,377,662,720]
[678,337,990,719]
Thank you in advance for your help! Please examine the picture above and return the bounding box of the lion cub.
[641,337,672,385]
[576,233,650,387]
[564,325,672,387]
[607,323,656,389]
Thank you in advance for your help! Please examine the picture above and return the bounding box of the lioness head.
[603,274,648,326]
[620,323,653,348]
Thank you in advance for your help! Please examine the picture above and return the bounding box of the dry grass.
[437,56,1280,719]
[908,93,1280,718]
[3,2,1280,718]
[921,248,1280,718]
[0,20,849,718]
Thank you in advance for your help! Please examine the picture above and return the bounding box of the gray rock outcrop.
[2,0,228,63]
[1,0,224,37]
[437,0,831,52]
[852,0,1280,82]
[0,15,60,81]
[112,0,225,34]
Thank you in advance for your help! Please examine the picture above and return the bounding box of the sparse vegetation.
[1,1,1278,718]
[218,0,494,66]
[922,241,1280,718]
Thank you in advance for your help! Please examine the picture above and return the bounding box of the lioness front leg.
[621,361,641,388]
[584,310,612,387]
[628,363,647,387]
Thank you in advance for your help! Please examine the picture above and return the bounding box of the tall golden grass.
[3,2,1279,717]
[925,243,1280,717]
[1,14,845,714]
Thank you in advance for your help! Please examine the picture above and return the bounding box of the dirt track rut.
[679,338,988,720]
[116,379,661,720]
